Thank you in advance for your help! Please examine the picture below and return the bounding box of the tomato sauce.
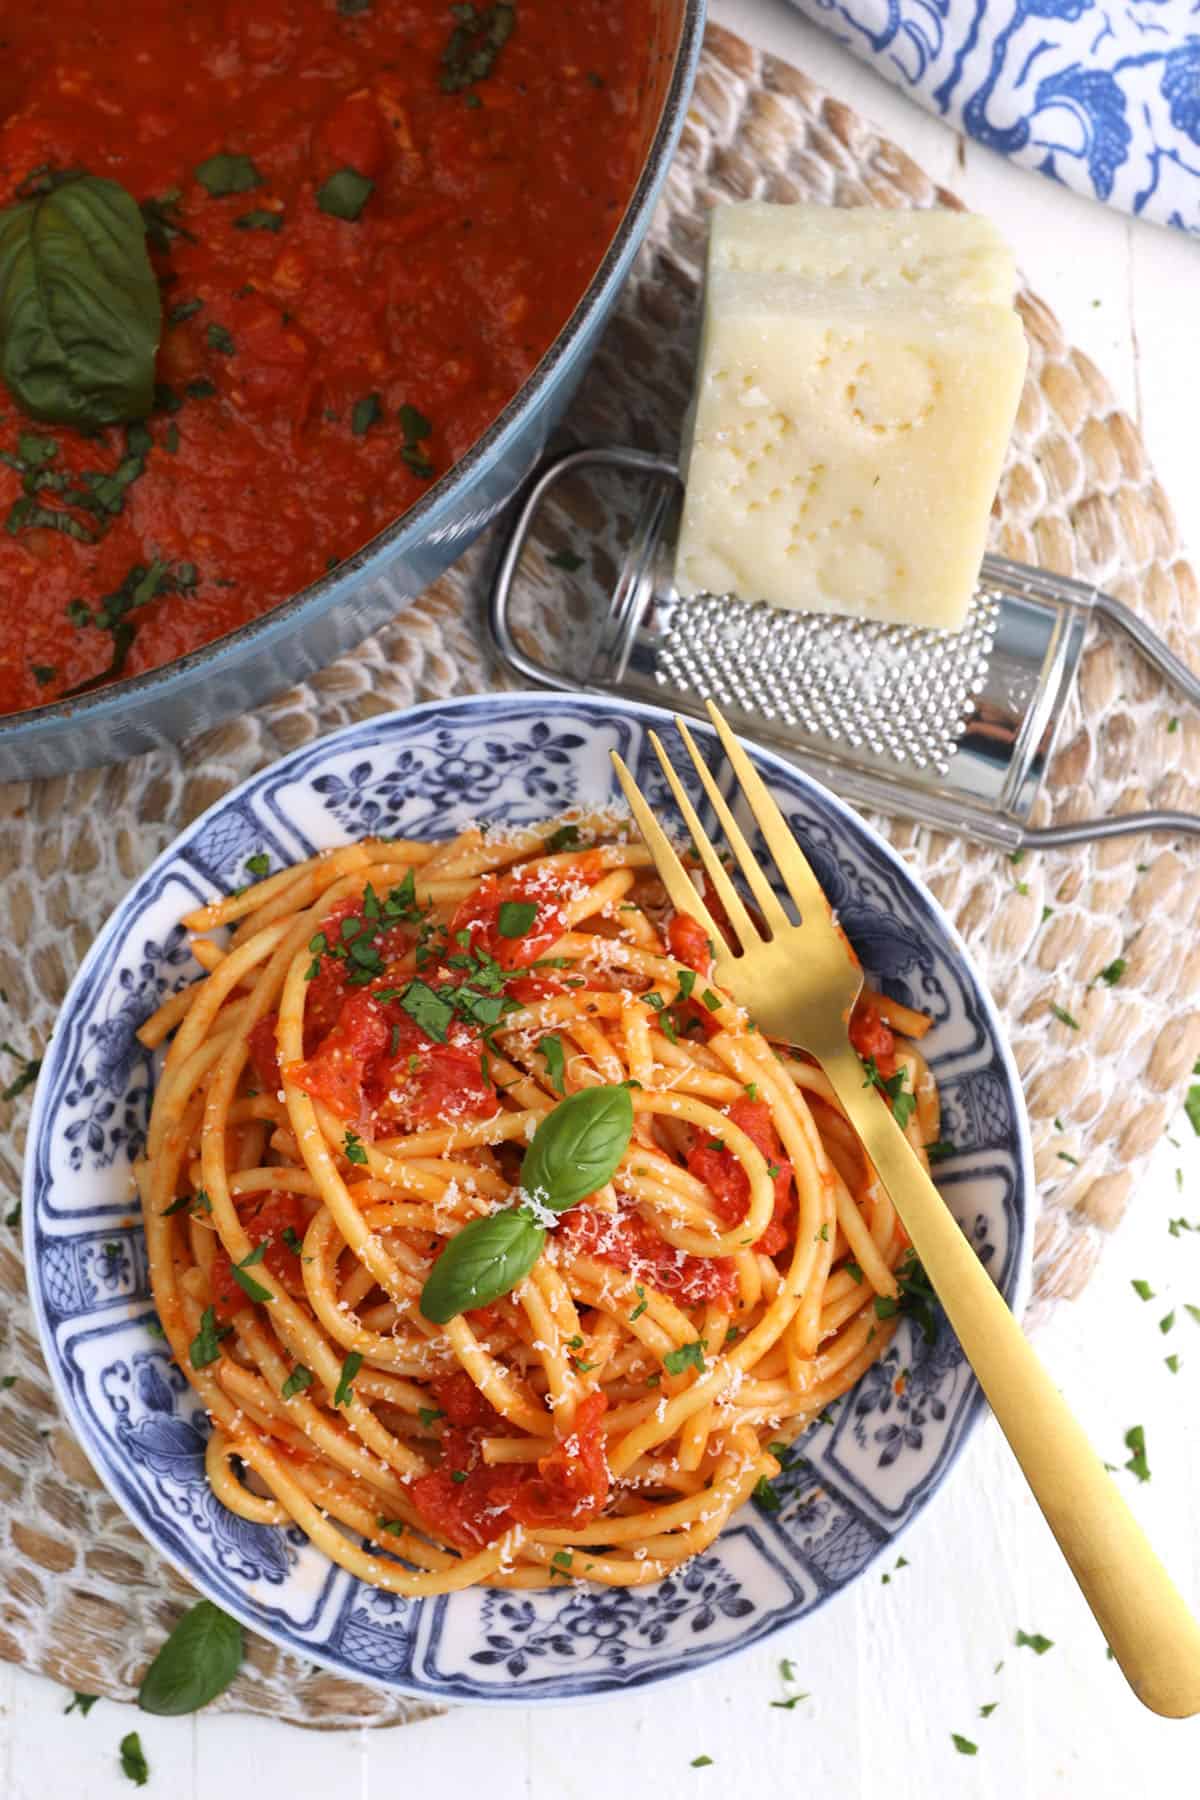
[0,0,647,714]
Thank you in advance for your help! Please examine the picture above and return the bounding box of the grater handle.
[1091,588,1200,711]
[487,445,677,692]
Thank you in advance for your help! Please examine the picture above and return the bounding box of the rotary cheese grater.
[487,447,1200,852]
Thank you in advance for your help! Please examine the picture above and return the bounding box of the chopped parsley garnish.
[317,167,374,221]
[551,1549,573,1572]
[630,1285,648,1322]
[752,1476,780,1512]
[872,1249,938,1344]
[400,979,456,1042]
[1160,1310,1176,1334]
[544,823,581,852]
[1049,1002,1080,1030]
[547,547,584,572]
[119,1730,150,1787]
[1166,1354,1181,1373]
[675,968,697,1000]
[418,1406,444,1428]
[700,988,722,1012]
[1123,1424,1150,1483]
[540,1034,566,1096]
[352,392,383,436]
[234,208,284,232]
[450,1468,468,1484]
[281,1365,313,1399]
[843,1260,863,1283]
[63,559,198,696]
[245,852,270,879]
[1098,958,1127,986]
[64,1691,99,1716]
[690,1756,713,1768]
[925,1139,955,1163]
[1,1039,42,1101]
[440,1,516,93]
[343,1129,369,1165]
[979,1701,999,1718]
[497,899,537,937]
[1015,1629,1054,1654]
[1130,1278,1154,1301]
[399,402,435,477]
[141,189,196,253]
[189,1305,231,1370]
[333,1351,364,1407]
[950,1735,977,1757]
[663,1338,706,1376]
[1185,1085,1200,1136]
[861,1057,916,1130]
[195,152,263,196]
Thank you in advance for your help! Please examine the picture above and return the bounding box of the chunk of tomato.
[370,1016,499,1129]
[408,1394,610,1548]
[666,911,712,976]
[450,856,603,971]
[686,1098,795,1256]
[849,1000,896,1076]
[285,990,391,1123]
[561,1203,737,1305]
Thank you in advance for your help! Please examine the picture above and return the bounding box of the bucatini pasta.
[136,816,940,1593]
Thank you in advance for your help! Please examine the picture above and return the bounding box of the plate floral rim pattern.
[24,693,1033,1704]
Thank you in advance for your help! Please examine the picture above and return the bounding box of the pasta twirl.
[136,822,940,1592]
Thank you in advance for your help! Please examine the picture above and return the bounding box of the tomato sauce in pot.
[0,0,647,715]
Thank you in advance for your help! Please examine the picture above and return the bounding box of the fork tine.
[610,751,723,947]
[647,732,762,955]
[674,718,792,937]
[703,700,833,927]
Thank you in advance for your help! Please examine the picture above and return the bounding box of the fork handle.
[818,1038,1200,1719]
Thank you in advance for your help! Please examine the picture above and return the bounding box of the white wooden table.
[4,3,1199,1792]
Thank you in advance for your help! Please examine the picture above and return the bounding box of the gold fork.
[612,699,1200,1720]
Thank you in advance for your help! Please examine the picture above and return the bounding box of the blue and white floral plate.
[24,693,1032,1704]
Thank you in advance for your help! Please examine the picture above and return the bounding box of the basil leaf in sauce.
[0,175,161,428]
[317,168,374,221]
[195,153,263,197]
[137,1600,243,1716]
[420,1208,545,1323]
[521,1083,634,1211]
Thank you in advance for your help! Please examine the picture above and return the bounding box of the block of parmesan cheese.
[674,265,1027,630]
[707,202,1017,307]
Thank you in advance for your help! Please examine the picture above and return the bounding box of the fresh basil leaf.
[137,1600,242,1715]
[521,1083,634,1211]
[420,1208,545,1323]
[317,168,373,221]
[281,1364,312,1399]
[497,899,537,938]
[0,175,161,428]
[195,153,263,197]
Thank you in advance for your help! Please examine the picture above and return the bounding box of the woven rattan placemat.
[1,20,1197,1731]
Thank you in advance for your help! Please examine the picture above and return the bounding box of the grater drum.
[488,447,1200,851]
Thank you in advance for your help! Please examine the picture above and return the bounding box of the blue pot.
[0,0,707,781]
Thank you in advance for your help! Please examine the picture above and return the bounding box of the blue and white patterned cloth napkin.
[788,0,1200,232]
